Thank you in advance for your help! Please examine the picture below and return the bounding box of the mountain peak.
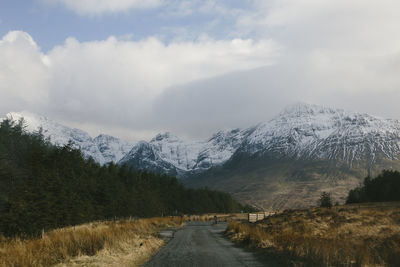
[94,134,118,142]
[151,132,179,142]
[279,102,340,117]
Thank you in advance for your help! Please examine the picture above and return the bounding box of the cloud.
[0,31,278,139]
[44,0,162,16]
[149,0,400,138]
[238,0,400,54]
[152,65,301,138]
[3,1,400,140]
[0,31,50,115]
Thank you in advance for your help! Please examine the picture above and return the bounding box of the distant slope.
[184,153,400,210]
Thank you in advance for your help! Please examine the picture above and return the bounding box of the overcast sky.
[1,0,400,141]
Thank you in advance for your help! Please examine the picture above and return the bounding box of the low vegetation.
[226,203,400,266]
[0,119,244,237]
[0,216,183,267]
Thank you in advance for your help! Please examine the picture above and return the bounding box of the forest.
[0,119,246,237]
[346,170,400,203]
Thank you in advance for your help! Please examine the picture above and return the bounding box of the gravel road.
[143,222,271,267]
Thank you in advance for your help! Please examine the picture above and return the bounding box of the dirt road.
[143,222,271,267]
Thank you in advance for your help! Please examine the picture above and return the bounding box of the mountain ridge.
[5,104,400,174]
[4,103,400,209]
[121,102,400,178]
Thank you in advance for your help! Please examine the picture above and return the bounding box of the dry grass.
[0,217,184,267]
[226,202,400,267]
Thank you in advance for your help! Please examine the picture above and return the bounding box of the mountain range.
[4,103,400,210]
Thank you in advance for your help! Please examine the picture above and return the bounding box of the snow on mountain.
[194,128,250,170]
[5,103,400,177]
[119,128,253,175]
[241,103,400,166]
[121,103,400,176]
[3,111,134,165]
[94,134,136,163]
[147,132,204,171]
[119,132,203,175]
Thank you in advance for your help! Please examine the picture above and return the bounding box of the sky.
[1,0,400,141]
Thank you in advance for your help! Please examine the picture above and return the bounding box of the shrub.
[319,192,332,208]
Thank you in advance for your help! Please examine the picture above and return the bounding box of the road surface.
[143,222,274,267]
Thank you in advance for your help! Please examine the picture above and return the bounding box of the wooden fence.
[248,212,276,223]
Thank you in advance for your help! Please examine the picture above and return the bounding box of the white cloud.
[44,0,162,16]
[149,0,400,137]
[0,31,50,115]
[231,0,400,96]
[0,31,278,139]
[3,1,400,139]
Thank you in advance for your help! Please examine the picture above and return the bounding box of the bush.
[319,192,332,208]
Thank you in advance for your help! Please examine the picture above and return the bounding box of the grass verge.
[0,217,183,267]
[225,203,400,266]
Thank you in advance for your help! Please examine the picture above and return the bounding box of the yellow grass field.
[226,202,400,266]
[0,217,184,267]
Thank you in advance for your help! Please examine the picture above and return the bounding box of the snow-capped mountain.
[239,103,400,166]
[3,111,134,165]
[121,103,400,176]
[195,128,251,170]
[119,129,250,175]
[6,104,400,177]
[4,104,400,209]
[183,103,400,210]
[94,134,136,163]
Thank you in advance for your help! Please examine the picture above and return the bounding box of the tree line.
[0,119,248,237]
[346,170,400,204]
